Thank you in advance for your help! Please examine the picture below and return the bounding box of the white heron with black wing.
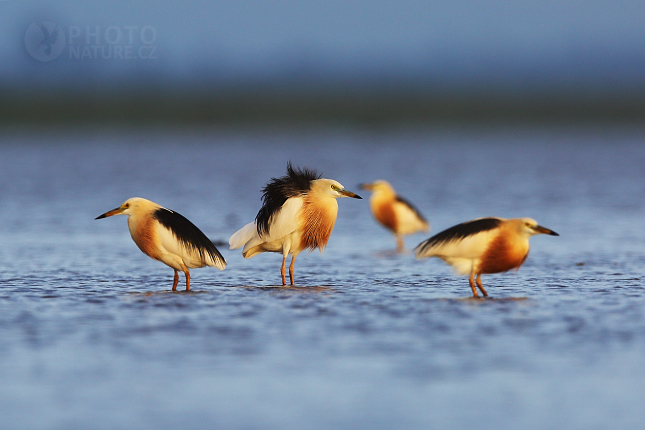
[415,217,558,297]
[229,162,361,286]
[96,197,226,291]
[360,180,429,252]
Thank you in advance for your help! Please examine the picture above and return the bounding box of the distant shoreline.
[2,87,644,124]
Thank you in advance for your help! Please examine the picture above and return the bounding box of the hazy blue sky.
[2,0,644,91]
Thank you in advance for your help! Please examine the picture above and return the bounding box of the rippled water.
[1,125,644,429]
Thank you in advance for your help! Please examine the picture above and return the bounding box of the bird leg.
[469,271,479,298]
[476,274,488,297]
[281,254,287,286]
[396,235,404,253]
[289,255,296,286]
[178,263,191,291]
[172,270,179,291]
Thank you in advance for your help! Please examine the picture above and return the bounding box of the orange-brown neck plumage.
[373,200,397,232]
[478,223,530,274]
[366,183,397,232]
[299,192,338,251]
[128,214,161,261]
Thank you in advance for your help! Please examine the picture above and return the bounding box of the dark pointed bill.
[95,207,123,220]
[340,189,362,199]
[536,225,559,236]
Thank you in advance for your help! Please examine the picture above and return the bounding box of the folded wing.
[154,208,226,270]
[229,197,304,258]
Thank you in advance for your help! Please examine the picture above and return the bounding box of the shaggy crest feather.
[255,161,321,237]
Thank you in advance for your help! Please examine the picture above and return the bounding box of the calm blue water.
[1,125,644,429]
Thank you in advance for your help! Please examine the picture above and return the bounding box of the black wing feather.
[154,208,226,266]
[255,161,322,236]
[395,195,427,223]
[416,217,502,254]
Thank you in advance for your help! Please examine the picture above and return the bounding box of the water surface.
[1,125,644,429]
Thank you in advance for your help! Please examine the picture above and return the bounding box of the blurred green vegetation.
[2,86,645,125]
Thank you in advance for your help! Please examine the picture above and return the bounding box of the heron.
[229,162,361,286]
[415,217,558,297]
[95,197,226,291]
[360,180,429,252]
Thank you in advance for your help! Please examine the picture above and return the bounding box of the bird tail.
[414,239,434,259]
[229,221,257,250]
[205,248,227,270]
[414,240,472,275]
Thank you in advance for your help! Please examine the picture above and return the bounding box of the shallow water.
[1,125,645,429]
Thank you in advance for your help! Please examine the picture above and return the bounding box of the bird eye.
[331,185,338,191]
[124,203,130,208]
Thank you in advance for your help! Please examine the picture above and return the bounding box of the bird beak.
[95,206,124,220]
[358,183,374,191]
[339,189,362,199]
[535,225,559,236]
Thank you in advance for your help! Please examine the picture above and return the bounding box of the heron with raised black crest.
[229,162,362,286]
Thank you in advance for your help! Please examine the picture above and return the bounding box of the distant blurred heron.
[415,217,558,297]
[96,197,226,291]
[360,180,429,252]
[229,162,361,286]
